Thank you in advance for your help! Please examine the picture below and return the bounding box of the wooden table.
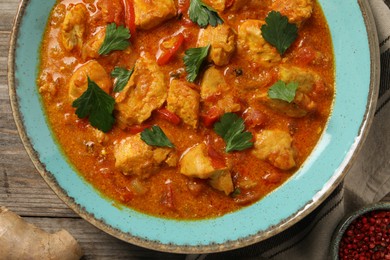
[1,0,388,259]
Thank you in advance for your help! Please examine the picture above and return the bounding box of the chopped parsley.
[141,125,175,148]
[268,80,299,103]
[183,45,210,82]
[261,11,298,55]
[189,0,223,28]
[72,77,115,133]
[111,67,134,92]
[214,113,254,153]
[99,23,131,55]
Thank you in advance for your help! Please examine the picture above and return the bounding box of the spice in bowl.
[332,203,390,260]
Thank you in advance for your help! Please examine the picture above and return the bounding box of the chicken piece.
[260,65,319,117]
[252,130,296,170]
[61,4,88,52]
[180,143,219,179]
[68,60,112,101]
[279,65,318,93]
[200,66,241,113]
[167,80,200,128]
[203,0,226,11]
[180,143,233,194]
[197,24,236,66]
[209,170,234,195]
[203,0,245,12]
[115,54,168,127]
[91,127,108,144]
[271,0,314,25]
[82,28,105,60]
[237,20,281,68]
[133,0,177,30]
[114,134,175,178]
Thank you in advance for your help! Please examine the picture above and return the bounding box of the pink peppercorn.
[338,210,390,259]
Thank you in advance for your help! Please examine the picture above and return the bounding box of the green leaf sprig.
[141,125,175,148]
[268,80,299,103]
[214,113,253,153]
[189,0,223,28]
[183,45,210,82]
[111,67,134,92]
[72,77,115,133]
[261,11,298,55]
[99,23,131,55]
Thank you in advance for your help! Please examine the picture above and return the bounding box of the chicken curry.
[38,0,334,219]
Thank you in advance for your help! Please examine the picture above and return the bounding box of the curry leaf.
[111,67,134,92]
[183,45,210,82]
[72,77,115,133]
[141,125,175,148]
[261,11,298,55]
[189,0,223,28]
[214,113,253,153]
[99,23,131,55]
[268,80,299,103]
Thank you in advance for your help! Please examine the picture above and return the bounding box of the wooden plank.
[23,217,185,259]
[0,1,19,31]
[1,28,77,217]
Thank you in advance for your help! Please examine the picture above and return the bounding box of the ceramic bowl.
[8,0,380,254]
[331,202,390,259]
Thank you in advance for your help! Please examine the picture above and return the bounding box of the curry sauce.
[38,0,334,219]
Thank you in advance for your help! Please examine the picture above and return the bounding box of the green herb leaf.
[141,125,175,148]
[189,0,223,28]
[183,45,210,82]
[231,188,241,198]
[72,77,115,133]
[99,23,131,55]
[261,11,298,55]
[268,80,299,103]
[111,67,134,92]
[214,113,254,153]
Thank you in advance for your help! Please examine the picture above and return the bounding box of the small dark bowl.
[331,202,390,259]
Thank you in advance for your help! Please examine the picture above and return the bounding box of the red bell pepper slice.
[156,108,181,125]
[156,33,185,66]
[127,124,152,134]
[207,145,227,169]
[124,0,136,37]
[201,106,223,128]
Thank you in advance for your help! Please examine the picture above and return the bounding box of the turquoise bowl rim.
[330,202,390,259]
[8,0,380,254]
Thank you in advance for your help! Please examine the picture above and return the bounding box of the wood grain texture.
[24,218,185,260]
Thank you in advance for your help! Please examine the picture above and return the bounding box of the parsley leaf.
[268,80,299,103]
[141,125,175,148]
[261,11,298,55]
[111,67,134,92]
[72,77,115,133]
[214,113,254,153]
[189,0,223,28]
[183,45,210,82]
[99,23,131,55]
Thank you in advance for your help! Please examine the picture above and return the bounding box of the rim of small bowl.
[330,202,390,259]
[7,0,380,254]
